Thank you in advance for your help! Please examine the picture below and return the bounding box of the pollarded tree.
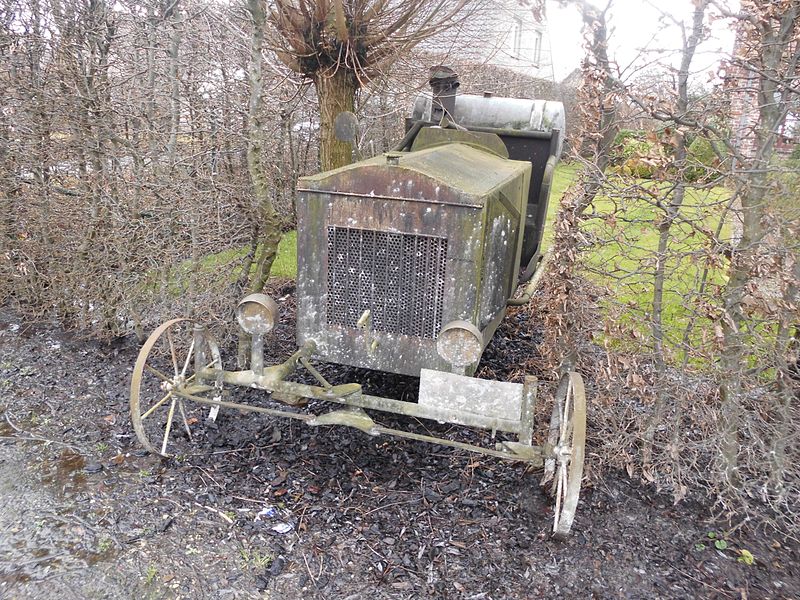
[268,0,472,170]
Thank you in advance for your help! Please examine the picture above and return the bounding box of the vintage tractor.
[130,69,587,538]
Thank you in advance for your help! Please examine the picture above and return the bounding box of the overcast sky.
[547,0,738,82]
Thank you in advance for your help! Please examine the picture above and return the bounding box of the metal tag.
[418,368,524,422]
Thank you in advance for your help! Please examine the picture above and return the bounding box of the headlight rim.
[436,320,484,368]
[236,293,279,335]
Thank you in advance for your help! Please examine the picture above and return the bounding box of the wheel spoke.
[166,329,179,376]
[144,364,172,384]
[161,398,177,455]
[141,391,173,421]
[563,419,574,447]
[184,360,218,385]
[180,338,195,377]
[178,399,193,440]
[553,462,565,531]
[541,465,554,487]
[560,379,572,441]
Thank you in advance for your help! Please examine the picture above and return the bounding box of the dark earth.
[1,289,798,599]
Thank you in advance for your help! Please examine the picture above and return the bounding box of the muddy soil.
[0,299,798,600]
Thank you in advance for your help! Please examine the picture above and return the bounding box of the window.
[511,17,523,59]
[532,30,542,66]
[509,18,543,66]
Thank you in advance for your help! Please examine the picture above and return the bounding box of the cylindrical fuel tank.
[411,93,566,158]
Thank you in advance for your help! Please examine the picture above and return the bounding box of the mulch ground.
[0,296,798,599]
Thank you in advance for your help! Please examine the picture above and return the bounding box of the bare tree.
[531,0,799,531]
[641,0,710,465]
[537,0,621,376]
[244,0,282,296]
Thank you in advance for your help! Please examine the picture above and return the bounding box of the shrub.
[685,136,724,182]
[609,129,667,179]
[610,129,651,166]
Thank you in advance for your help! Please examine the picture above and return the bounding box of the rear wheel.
[541,371,587,539]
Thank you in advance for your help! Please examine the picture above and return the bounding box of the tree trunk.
[719,162,768,485]
[314,68,357,171]
[643,1,707,465]
[144,5,158,162]
[239,0,283,366]
[717,4,797,484]
[165,3,182,169]
[245,0,281,294]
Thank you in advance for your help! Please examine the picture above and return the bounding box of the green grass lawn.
[542,165,732,358]
[198,230,298,280]
[590,187,730,356]
[158,231,298,297]
[542,162,580,251]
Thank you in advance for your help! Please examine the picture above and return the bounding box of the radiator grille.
[326,226,448,339]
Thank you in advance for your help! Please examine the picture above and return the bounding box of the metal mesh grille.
[327,226,448,338]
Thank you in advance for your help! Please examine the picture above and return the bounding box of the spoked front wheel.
[130,318,223,457]
[541,371,587,539]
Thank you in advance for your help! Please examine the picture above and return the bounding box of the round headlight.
[436,321,484,367]
[236,293,279,335]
